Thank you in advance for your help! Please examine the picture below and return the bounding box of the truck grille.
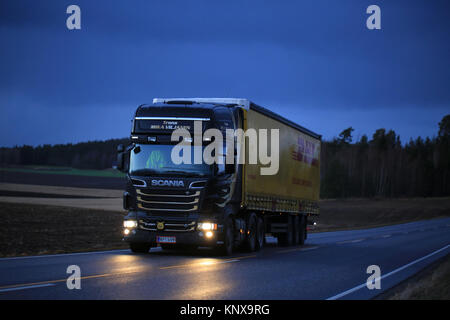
[139,219,196,232]
[136,188,201,213]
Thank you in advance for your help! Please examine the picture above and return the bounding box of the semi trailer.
[117,98,321,255]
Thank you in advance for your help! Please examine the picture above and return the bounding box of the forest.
[1,115,449,199]
[320,114,450,198]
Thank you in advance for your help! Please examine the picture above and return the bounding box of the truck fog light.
[124,228,130,235]
[124,220,138,228]
[205,231,213,238]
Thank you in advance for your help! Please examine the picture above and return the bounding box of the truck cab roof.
[135,98,321,140]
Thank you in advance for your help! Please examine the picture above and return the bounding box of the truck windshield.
[129,144,211,177]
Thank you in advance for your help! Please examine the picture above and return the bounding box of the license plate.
[156,236,176,244]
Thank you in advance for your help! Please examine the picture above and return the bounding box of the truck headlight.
[197,222,217,231]
[124,220,138,228]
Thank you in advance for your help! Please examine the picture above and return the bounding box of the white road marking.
[380,234,391,238]
[0,247,167,262]
[277,246,320,253]
[326,244,450,300]
[220,259,240,264]
[337,239,365,244]
[0,249,130,261]
[301,246,320,251]
[0,283,55,293]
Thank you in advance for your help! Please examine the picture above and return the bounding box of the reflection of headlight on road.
[124,229,130,235]
[198,222,217,231]
[124,220,138,228]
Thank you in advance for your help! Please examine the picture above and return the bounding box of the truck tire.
[256,216,264,251]
[298,216,306,246]
[293,215,300,245]
[129,242,151,253]
[217,216,234,256]
[244,213,257,252]
[278,215,294,246]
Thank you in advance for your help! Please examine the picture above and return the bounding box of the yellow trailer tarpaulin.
[243,108,320,215]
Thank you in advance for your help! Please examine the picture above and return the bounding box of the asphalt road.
[0,218,449,300]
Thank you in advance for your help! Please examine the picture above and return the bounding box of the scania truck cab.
[117,98,321,255]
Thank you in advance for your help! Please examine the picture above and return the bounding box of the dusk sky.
[1,0,449,147]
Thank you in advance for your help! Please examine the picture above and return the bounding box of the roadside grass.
[0,165,125,178]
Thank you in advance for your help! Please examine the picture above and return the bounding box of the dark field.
[315,197,450,232]
[0,202,127,257]
[0,169,125,190]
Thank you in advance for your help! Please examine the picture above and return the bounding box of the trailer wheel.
[129,242,151,253]
[244,213,257,252]
[298,216,306,246]
[255,216,265,251]
[278,215,294,246]
[217,216,234,256]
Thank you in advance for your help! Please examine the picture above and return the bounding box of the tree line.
[0,138,128,170]
[320,115,450,198]
[0,115,449,198]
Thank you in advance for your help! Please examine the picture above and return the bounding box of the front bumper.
[123,228,223,246]
[123,210,224,245]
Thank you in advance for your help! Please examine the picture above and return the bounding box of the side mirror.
[117,153,124,172]
[116,144,125,172]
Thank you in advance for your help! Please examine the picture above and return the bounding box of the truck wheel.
[217,216,234,256]
[256,216,265,251]
[244,213,257,252]
[278,215,294,246]
[293,215,300,245]
[129,242,151,253]
[297,216,306,246]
